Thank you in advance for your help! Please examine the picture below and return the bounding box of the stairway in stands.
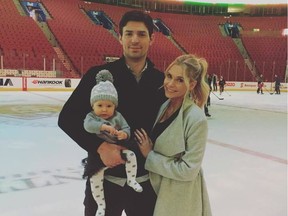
[53,47,79,78]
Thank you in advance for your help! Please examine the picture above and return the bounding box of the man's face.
[119,21,154,62]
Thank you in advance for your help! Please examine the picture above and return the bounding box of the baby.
[83,70,142,216]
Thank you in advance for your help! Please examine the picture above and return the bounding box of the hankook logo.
[31,80,63,85]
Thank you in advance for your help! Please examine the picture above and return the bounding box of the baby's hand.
[101,124,117,136]
[116,131,128,140]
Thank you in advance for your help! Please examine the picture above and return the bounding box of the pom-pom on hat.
[90,70,118,107]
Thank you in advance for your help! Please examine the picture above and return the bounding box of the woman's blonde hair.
[165,54,210,108]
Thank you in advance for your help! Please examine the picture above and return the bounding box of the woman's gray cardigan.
[145,96,212,216]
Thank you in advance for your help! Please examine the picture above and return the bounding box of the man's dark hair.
[119,10,154,38]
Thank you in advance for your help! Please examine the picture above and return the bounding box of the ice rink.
[0,90,287,216]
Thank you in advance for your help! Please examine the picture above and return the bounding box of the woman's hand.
[135,128,153,158]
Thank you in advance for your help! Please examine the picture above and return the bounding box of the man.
[274,74,281,94]
[204,74,211,117]
[58,10,166,216]
[212,73,217,91]
[218,75,226,95]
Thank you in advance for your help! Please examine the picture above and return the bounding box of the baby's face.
[92,100,115,120]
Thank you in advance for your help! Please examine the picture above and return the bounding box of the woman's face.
[163,65,188,100]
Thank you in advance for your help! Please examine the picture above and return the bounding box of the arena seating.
[0,0,286,82]
[0,0,65,75]
[45,0,122,75]
[225,15,287,81]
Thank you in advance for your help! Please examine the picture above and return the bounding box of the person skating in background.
[212,73,218,91]
[218,75,226,95]
[257,74,264,94]
[82,70,143,216]
[274,74,281,94]
[207,73,212,93]
[204,73,212,117]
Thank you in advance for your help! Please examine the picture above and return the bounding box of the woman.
[135,54,212,216]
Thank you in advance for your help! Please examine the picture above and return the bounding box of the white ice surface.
[0,90,287,216]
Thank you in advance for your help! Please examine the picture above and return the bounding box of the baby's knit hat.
[90,70,118,107]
